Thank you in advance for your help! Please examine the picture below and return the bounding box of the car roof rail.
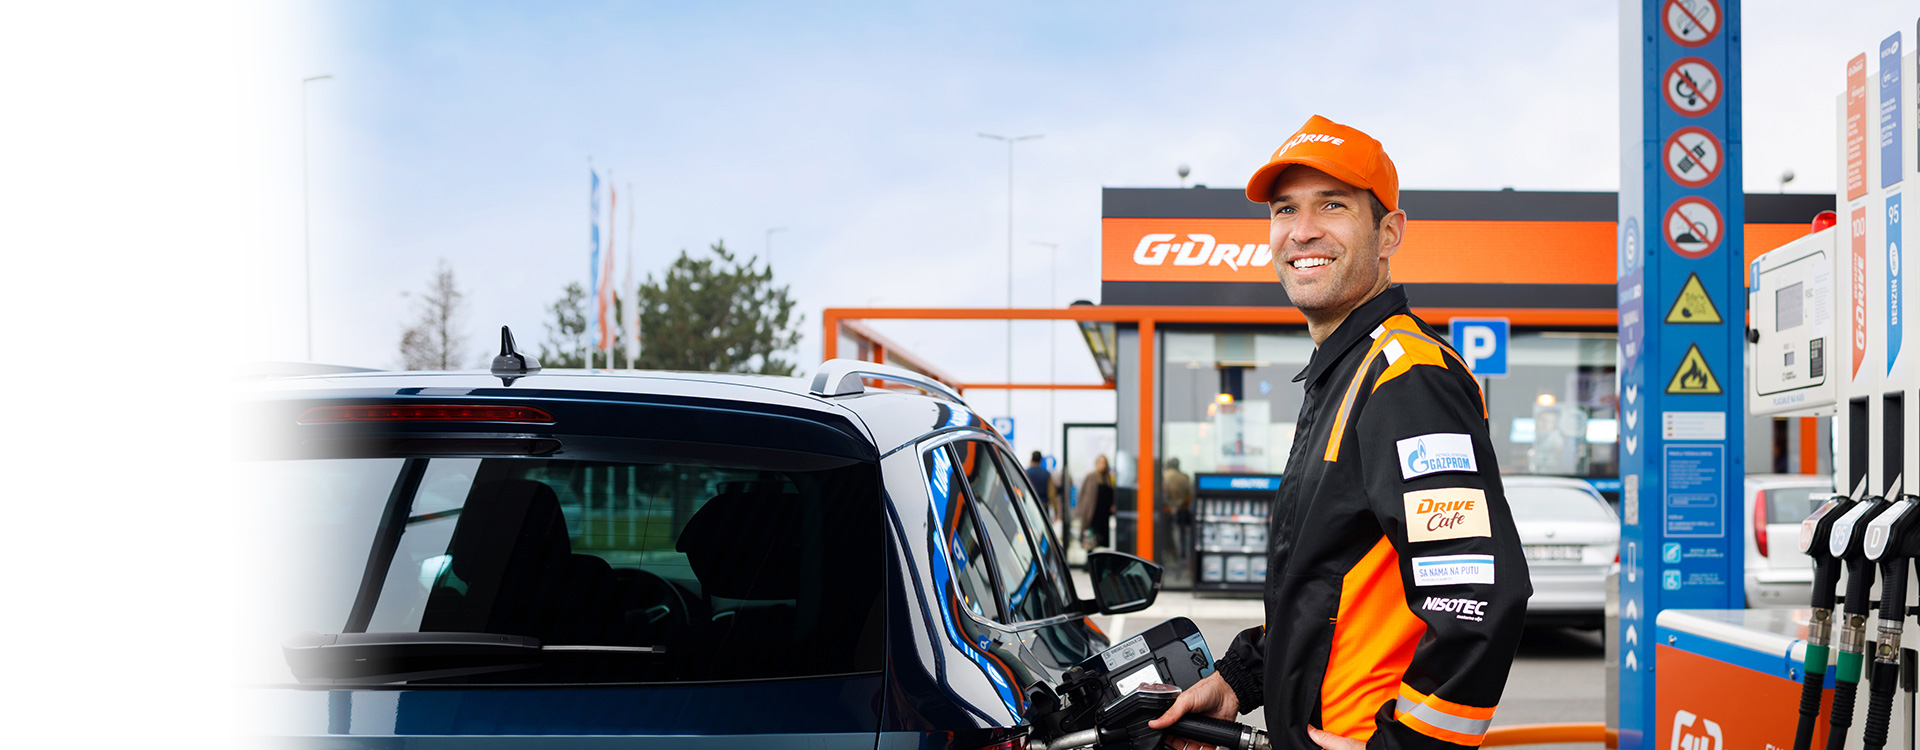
[809,358,965,404]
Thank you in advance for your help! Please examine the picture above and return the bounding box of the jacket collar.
[1292,285,1410,387]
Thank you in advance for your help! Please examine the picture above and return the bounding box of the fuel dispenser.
[1655,22,1920,750]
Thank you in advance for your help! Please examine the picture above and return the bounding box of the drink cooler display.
[1191,473,1282,594]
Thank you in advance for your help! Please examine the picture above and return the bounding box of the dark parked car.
[237,353,1158,748]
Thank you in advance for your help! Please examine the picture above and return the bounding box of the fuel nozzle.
[1858,491,1920,750]
[1794,491,1861,750]
[1824,489,1895,750]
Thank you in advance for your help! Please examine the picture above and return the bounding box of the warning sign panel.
[1667,344,1723,395]
[1664,196,1724,259]
[1663,0,1720,47]
[1664,57,1722,117]
[1663,127,1722,188]
[1665,273,1722,324]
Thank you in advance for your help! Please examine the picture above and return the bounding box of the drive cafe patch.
[1403,488,1492,542]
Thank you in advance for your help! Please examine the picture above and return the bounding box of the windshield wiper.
[282,631,666,684]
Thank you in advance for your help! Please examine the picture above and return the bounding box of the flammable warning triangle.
[1665,344,1723,395]
[1664,272,1723,324]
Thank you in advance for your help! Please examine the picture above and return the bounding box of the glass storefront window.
[1161,331,1315,475]
[1479,332,1619,479]
[1161,329,1625,482]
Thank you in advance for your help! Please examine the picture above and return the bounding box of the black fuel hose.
[1861,558,1905,750]
[1795,556,1841,750]
[1168,716,1267,750]
[1826,554,1876,750]
[1796,496,1856,750]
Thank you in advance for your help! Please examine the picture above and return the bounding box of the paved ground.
[1081,581,1606,747]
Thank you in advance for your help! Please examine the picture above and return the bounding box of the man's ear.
[1377,209,1407,260]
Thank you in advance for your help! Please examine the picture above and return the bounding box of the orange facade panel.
[1103,217,1814,288]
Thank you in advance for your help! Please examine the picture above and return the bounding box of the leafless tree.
[399,259,471,370]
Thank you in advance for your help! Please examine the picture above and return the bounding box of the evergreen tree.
[634,241,802,374]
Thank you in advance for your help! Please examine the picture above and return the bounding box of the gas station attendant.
[1150,115,1532,750]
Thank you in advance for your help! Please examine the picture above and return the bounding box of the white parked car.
[1504,476,1620,630]
[1743,474,1833,607]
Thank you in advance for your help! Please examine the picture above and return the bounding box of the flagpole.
[625,180,636,370]
[604,170,614,370]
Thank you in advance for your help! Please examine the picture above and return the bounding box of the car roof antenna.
[489,325,541,386]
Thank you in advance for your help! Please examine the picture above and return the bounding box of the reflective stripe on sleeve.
[1395,684,1494,745]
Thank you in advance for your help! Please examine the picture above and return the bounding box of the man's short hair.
[1367,191,1389,226]
[1030,450,1044,463]
[1168,457,1181,470]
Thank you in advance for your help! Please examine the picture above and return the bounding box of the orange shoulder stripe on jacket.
[1325,315,1487,461]
[1322,320,1401,462]
[1370,327,1488,417]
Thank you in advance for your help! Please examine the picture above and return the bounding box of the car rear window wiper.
[282,631,665,684]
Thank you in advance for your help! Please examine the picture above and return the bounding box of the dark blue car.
[239,357,1160,748]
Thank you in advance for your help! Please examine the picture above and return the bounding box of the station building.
[1091,186,1833,586]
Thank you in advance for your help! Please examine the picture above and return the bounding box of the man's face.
[1268,166,1395,314]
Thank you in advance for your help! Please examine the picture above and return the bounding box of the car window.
[991,447,1079,605]
[927,445,1004,622]
[245,443,884,687]
[1506,485,1616,522]
[1764,485,1830,524]
[953,440,1071,623]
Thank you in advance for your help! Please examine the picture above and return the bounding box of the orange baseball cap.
[1245,115,1399,212]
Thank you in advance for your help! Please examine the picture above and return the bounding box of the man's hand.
[1147,672,1239,750]
[1306,725,1365,750]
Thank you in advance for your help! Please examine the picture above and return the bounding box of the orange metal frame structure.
[824,304,1618,561]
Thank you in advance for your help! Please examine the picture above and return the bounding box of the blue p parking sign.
[1449,318,1510,377]
[990,417,1015,441]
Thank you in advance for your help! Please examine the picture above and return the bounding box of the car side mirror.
[1085,550,1162,614]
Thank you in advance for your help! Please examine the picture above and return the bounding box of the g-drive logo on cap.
[1280,132,1347,153]
[1246,114,1399,214]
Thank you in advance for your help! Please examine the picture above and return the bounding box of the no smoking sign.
[1664,57,1722,117]
[1663,127,1722,188]
[1664,196,1724,259]
[1663,0,1720,48]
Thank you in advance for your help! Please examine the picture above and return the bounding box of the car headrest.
[676,487,804,600]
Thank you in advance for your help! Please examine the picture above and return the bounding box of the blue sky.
[240,0,1919,457]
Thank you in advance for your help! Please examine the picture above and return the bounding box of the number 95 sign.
[1450,318,1510,378]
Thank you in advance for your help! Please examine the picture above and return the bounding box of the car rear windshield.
[242,441,884,687]
[1505,485,1615,522]
[1764,485,1831,524]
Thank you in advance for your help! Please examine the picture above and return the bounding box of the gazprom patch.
[1410,554,1496,587]
[1396,432,1478,480]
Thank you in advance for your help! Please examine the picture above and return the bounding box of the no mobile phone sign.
[1663,127,1722,188]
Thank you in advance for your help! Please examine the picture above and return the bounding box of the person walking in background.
[1025,450,1056,523]
[1075,454,1114,550]
[1161,457,1194,560]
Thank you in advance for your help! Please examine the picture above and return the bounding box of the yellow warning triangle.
[1665,344,1723,395]
[1665,272,1722,324]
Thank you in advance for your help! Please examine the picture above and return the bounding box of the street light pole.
[978,132,1042,427]
[1033,241,1059,462]
[301,74,333,362]
[766,226,787,266]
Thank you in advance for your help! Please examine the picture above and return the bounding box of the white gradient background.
[4,1,1917,746]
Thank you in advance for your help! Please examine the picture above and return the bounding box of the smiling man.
[1151,116,1530,750]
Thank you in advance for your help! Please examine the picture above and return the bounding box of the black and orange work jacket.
[1214,286,1530,750]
